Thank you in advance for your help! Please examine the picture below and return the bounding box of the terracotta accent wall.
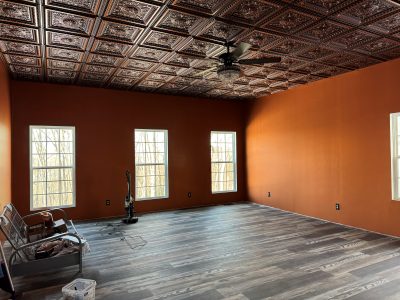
[246,57,400,236]
[11,81,247,220]
[0,59,11,210]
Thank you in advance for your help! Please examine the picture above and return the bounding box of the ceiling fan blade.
[194,67,218,77]
[232,42,252,58]
[238,57,282,65]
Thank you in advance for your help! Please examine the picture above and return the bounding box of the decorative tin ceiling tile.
[0,41,40,56]
[266,39,310,55]
[136,79,163,89]
[158,82,187,91]
[10,65,41,75]
[47,59,80,70]
[0,23,39,43]
[46,10,95,35]
[83,64,115,74]
[97,21,143,43]
[178,38,223,58]
[45,0,100,14]
[105,0,159,26]
[312,66,348,77]
[299,20,348,42]
[329,29,379,49]
[87,54,122,66]
[123,59,155,70]
[269,57,305,71]
[317,52,359,65]
[142,30,184,51]
[6,54,40,66]
[48,69,77,78]
[335,0,397,24]
[172,76,196,85]
[339,56,381,69]
[172,0,224,15]
[292,62,329,74]
[155,9,204,35]
[293,0,349,14]
[199,20,244,42]
[91,40,131,56]
[47,47,84,62]
[379,46,400,59]
[222,0,282,25]
[0,1,37,26]
[262,9,317,34]
[111,76,136,86]
[115,68,143,78]
[80,72,108,81]
[155,64,185,76]
[204,89,229,97]
[132,46,169,62]
[368,12,400,34]
[146,73,174,82]
[297,46,335,59]
[241,31,281,49]
[46,31,88,51]
[355,37,399,54]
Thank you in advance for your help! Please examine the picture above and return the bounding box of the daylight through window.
[391,113,400,200]
[211,131,237,193]
[30,126,75,210]
[135,129,168,200]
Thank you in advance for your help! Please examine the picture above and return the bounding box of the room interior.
[2,0,400,299]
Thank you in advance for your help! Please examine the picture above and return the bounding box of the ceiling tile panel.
[105,0,160,26]
[1,0,400,99]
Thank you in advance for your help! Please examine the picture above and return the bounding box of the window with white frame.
[135,129,168,200]
[391,113,400,200]
[30,126,75,210]
[211,131,237,193]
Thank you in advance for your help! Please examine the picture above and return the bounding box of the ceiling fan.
[196,41,282,81]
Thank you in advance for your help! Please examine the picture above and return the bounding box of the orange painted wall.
[0,59,11,210]
[11,81,247,220]
[246,57,400,236]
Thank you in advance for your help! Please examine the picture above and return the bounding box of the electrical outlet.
[188,192,192,198]
[335,203,340,210]
[106,199,111,206]
[267,192,271,197]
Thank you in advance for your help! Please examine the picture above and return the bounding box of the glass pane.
[32,154,46,167]
[32,128,46,141]
[155,132,164,142]
[33,169,46,182]
[61,181,73,193]
[46,128,59,142]
[48,193,60,207]
[60,154,73,166]
[47,154,60,167]
[60,129,73,141]
[33,182,46,195]
[145,131,154,142]
[60,168,72,181]
[47,141,59,154]
[136,166,145,176]
[47,168,59,181]
[60,142,72,154]
[33,194,46,209]
[47,181,60,194]
[32,141,46,155]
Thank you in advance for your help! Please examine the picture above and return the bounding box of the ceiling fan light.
[217,65,241,82]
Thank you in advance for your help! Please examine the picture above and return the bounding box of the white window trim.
[29,125,76,211]
[211,131,238,194]
[390,113,400,201]
[134,129,169,201]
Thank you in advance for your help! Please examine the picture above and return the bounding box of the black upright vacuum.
[123,170,138,224]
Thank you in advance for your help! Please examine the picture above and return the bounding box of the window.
[211,131,237,193]
[30,126,75,210]
[134,129,168,200]
[391,113,400,200]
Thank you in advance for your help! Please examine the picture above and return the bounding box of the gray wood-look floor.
[2,203,400,300]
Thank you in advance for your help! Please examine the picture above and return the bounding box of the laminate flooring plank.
[2,203,400,300]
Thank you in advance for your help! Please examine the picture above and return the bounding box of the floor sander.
[123,170,138,224]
